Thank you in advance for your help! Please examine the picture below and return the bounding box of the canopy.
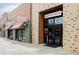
[10,22,24,29]
[3,25,12,30]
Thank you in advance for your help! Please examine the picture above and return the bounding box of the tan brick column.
[5,30,8,38]
[2,30,4,37]
[13,30,16,40]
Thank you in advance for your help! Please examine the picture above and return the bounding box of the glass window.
[55,17,63,24]
[48,19,54,25]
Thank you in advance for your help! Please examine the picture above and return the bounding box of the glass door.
[54,17,63,46]
[47,18,54,44]
[44,18,54,44]
[44,17,63,47]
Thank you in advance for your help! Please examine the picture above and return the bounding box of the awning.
[10,22,24,29]
[3,25,12,30]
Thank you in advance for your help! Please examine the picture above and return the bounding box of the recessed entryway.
[39,4,63,47]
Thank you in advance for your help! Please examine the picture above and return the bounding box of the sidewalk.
[0,37,79,55]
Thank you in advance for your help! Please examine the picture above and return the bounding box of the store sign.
[44,11,62,18]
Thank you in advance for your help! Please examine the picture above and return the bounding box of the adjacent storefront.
[3,24,13,39]
[10,21,32,43]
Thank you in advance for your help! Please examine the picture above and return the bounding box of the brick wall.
[32,3,61,45]
[8,3,31,24]
[1,12,8,26]
[63,3,79,53]
[1,12,8,37]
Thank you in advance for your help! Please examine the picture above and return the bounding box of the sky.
[0,3,21,15]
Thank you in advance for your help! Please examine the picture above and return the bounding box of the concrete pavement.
[0,37,79,55]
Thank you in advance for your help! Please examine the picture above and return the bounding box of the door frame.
[39,4,63,44]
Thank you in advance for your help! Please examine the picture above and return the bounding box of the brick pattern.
[32,3,79,52]
[8,3,31,24]
[63,4,79,52]
[32,3,60,45]
[1,12,8,26]
[1,3,79,53]
[1,3,31,39]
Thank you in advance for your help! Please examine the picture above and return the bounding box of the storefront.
[15,29,23,41]
[32,4,79,52]
[10,21,32,43]
[44,12,63,47]
[3,25,13,39]
[8,30,13,40]
[39,5,63,47]
[1,3,79,53]
[10,22,24,41]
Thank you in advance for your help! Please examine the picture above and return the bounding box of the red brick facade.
[8,3,32,24]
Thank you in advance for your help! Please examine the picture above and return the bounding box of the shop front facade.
[7,3,32,43]
[10,21,32,43]
[1,3,79,53]
[31,3,79,53]
[0,3,32,43]
[3,24,13,39]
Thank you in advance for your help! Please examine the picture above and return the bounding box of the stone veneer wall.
[63,3,79,52]
[32,3,60,45]
[32,3,79,52]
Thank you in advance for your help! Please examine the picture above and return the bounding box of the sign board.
[44,11,62,18]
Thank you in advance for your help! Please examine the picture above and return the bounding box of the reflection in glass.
[48,19,54,25]
[55,17,63,24]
